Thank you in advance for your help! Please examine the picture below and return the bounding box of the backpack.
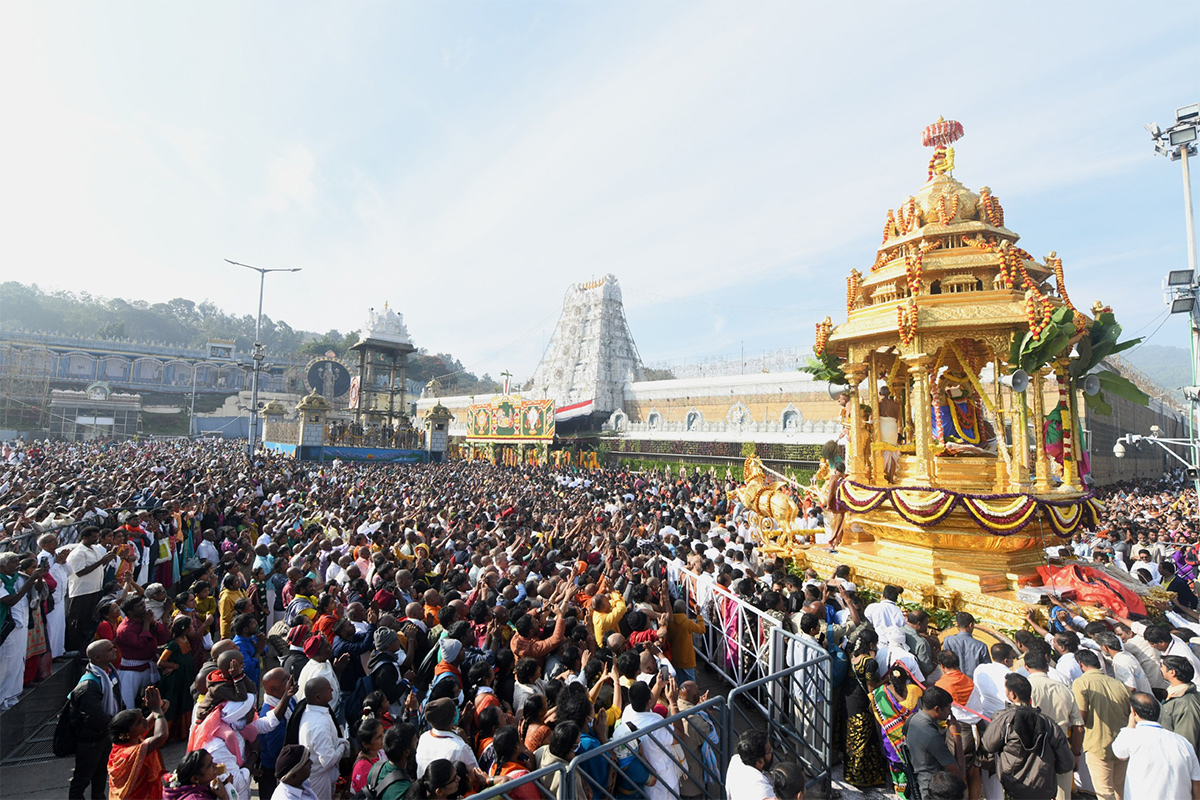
[352,760,409,800]
[827,642,850,689]
[53,673,101,757]
[344,673,375,734]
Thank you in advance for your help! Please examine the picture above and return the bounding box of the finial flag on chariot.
[923,117,964,148]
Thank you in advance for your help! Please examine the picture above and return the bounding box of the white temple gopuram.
[528,275,644,421]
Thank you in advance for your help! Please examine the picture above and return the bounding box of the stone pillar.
[296,390,332,452]
[424,403,452,463]
[261,400,287,445]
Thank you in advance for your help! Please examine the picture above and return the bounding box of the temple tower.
[348,303,417,441]
[530,275,644,420]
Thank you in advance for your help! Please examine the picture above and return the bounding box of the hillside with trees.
[0,282,499,395]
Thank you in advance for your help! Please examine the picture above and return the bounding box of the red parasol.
[923,117,964,148]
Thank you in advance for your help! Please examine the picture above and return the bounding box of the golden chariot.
[735,119,1149,627]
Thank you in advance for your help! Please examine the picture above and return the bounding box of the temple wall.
[1083,395,1188,486]
[414,361,1186,487]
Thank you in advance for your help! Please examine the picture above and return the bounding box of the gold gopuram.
[750,119,1145,628]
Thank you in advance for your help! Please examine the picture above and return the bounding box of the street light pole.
[1147,103,1200,503]
[225,259,301,462]
[190,362,198,438]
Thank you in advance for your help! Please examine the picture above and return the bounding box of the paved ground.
[0,742,188,800]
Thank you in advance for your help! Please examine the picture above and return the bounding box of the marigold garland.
[936,192,960,225]
[814,319,833,356]
[896,197,919,235]
[905,250,924,296]
[979,186,1004,227]
[883,210,897,244]
[1025,289,1053,337]
[898,299,918,345]
[846,270,864,314]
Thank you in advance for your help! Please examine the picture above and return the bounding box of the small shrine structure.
[347,304,419,448]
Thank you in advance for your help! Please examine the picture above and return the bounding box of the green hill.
[0,282,498,395]
[1123,344,1195,402]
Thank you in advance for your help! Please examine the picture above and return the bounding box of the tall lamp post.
[225,259,301,460]
[1146,102,1199,501]
[1113,413,1200,523]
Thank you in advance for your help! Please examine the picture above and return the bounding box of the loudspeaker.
[1000,369,1030,393]
[1082,374,1101,396]
[828,383,849,400]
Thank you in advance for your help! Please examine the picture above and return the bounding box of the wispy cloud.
[0,1,1196,380]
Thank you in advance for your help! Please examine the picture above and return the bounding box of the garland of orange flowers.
[898,299,918,345]
[846,269,863,314]
[904,250,924,296]
[872,250,890,272]
[1025,288,1053,337]
[936,192,959,225]
[979,188,1004,227]
[814,319,833,356]
[964,234,995,252]
[883,210,897,244]
[1046,251,1086,328]
[999,243,1034,290]
[896,197,919,234]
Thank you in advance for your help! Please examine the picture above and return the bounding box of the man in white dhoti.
[878,386,902,483]
[36,535,70,658]
[1,553,46,710]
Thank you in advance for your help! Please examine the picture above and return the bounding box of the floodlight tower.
[1147,102,1199,501]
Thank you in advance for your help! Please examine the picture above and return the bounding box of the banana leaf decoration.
[1009,308,1148,416]
[1009,306,1077,375]
[800,351,847,385]
[1070,310,1148,416]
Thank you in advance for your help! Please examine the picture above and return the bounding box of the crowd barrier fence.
[477,573,833,799]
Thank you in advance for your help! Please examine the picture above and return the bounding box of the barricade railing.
[471,763,567,800]
[567,695,729,800]
[675,568,781,691]
[0,512,102,554]
[766,627,834,794]
[673,569,833,794]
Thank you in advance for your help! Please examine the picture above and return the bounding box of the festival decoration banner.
[837,479,1101,537]
[467,396,555,441]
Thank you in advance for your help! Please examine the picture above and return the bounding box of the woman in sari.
[843,628,888,790]
[21,554,51,684]
[871,663,924,799]
[156,615,197,740]
[108,686,170,800]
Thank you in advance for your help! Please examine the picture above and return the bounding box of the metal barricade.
[471,763,567,800]
[725,625,834,796]
[0,513,98,554]
[676,569,780,691]
[566,695,729,800]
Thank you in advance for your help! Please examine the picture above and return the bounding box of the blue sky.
[2,2,1197,382]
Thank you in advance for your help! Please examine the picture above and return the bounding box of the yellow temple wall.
[413,359,1184,486]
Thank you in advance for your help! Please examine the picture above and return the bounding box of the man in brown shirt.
[1073,649,1132,800]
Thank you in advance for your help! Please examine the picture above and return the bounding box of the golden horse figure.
[728,456,804,549]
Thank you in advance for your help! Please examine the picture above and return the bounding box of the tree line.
[0,282,499,395]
